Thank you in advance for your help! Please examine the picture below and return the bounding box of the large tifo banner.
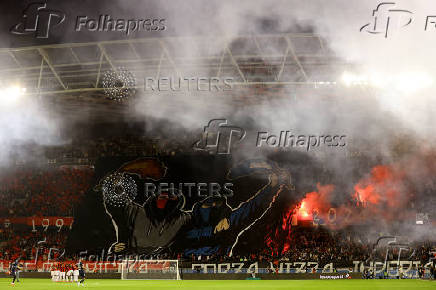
[67,156,393,257]
[0,260,434,275]
[68,156,296,256]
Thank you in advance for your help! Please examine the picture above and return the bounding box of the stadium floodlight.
[0,85,26,106]
[368,71,433,93]
[341,71,433,93]
[341,72,369,87]
[341,72,354,86]
[392,72,433,93]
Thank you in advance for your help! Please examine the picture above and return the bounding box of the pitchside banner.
[189,261,433,274]
[1,260,433,274]
[191,262,329,273]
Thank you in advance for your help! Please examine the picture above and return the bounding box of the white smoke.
[130,0,436,144]
[0,90,64,166]
[1,0,434,241]
[127,0,436,242]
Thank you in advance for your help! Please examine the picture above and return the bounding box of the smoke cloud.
[0,91,64,166]
[127,0,436,242]
[1,0,435,244]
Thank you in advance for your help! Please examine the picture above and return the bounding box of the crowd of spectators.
[273,229,370,267]
[184,228,434,268]
[0,135,434,271]
[44,134,203,166]
[0,224,434,269]
[0,228,68,262]
[0,135,201,265]
[0,167,94,263]
[0,167,94,217]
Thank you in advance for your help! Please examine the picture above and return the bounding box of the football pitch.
[0,279,435,290]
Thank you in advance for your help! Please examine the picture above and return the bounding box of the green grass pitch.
[1,279,435,290]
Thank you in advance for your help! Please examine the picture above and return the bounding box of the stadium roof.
[0,34,352,120]
[0,34,350,93]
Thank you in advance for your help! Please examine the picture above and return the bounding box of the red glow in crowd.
[297,183,335,221]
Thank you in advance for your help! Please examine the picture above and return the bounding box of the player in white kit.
[54,269,60,282]
[73,267,79,282]
[50,267,56,281]
[67,268,74,282]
